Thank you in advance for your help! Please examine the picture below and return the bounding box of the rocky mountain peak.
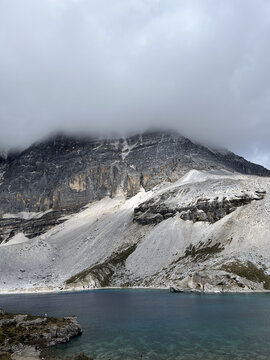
[0,130,269,215]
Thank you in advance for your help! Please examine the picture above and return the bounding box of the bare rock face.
[134,186,266,225]
[0,130,269,215]
[172,270,264,292]
[0,208,81,244]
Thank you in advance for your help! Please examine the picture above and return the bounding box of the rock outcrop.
[171,269,265,293]
[0,309,82,358]
[0,208,81,244]
[134,188,266,225]
[65,243,138,289]
[0,130,269,216]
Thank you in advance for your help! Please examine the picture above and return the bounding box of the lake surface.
[0,289,270,359]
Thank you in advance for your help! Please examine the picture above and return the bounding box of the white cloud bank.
[0,0,270,167]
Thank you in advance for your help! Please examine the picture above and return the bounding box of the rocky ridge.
[0,130,269,217]
[134,180,266,225]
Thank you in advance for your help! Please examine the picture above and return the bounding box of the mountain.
[0,130,270,293]
[0,130,269,215]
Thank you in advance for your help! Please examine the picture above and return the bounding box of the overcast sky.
[0,0,270,167]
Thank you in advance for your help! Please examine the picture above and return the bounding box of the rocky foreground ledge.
[0,309,86,359]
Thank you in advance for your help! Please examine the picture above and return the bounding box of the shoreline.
[0,285,168,296]
[0,285,269,296]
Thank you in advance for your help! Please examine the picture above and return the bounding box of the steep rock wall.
[0,130,269,215]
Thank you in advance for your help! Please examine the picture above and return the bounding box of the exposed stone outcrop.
[134,189,266,225]
[0,310,82,358]
[171,269,265,292]
[0,208,81,244]
[0,130,269,216]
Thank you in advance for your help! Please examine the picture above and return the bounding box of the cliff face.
[0,130,269,215]
[134,184,266,225]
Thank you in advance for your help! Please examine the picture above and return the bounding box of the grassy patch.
[46,316,71,327]
[179,240,224,262]
[0,322,28,346]
[26,314,38,321]
[0,353,12,360]
[109,243,137,266]
[66,243,137,286]
[0,313,16,320]
[0,313,74,348]
[222,261,270,290]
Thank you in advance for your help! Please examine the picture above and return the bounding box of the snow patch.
[175,169,237,186]
[121,139,138,160]
[1,233,29,246]
[3,210,52,220]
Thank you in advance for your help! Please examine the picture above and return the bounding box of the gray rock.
[173,270,264,292]
[0,130,269,217]
[134,188,266,225]
[0,310,82,355]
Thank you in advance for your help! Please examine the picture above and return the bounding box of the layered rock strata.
[0,130,269,216]
[0,208,81,244]
[134,190,266,225]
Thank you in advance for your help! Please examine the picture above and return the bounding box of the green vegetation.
[109,243,137,266]
[0,321,29,346]
[0,353,11,360]
[66,243,137,286]
[0,312,73,348]
[222,261,270,290]
[178,239,225,262]
[0,313,16,320]
[46,316,70,327]
[26,314,39,321]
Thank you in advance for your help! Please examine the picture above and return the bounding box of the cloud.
[0,0,270,167]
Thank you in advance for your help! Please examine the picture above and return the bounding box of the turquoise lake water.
[0,289,270,359]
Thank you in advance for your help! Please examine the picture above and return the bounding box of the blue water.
[0,289,270,359]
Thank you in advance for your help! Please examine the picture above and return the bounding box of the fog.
[0,0,270,167]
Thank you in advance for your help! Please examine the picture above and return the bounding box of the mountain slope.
[0,131,270,293]
[0,130,269,216]
[0,170,270,293]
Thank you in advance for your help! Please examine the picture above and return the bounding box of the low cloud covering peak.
[0,0,270,167]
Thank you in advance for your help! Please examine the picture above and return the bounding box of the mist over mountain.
[1,0,270,293]
[2,3,270,359]
[1,0,270,167]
